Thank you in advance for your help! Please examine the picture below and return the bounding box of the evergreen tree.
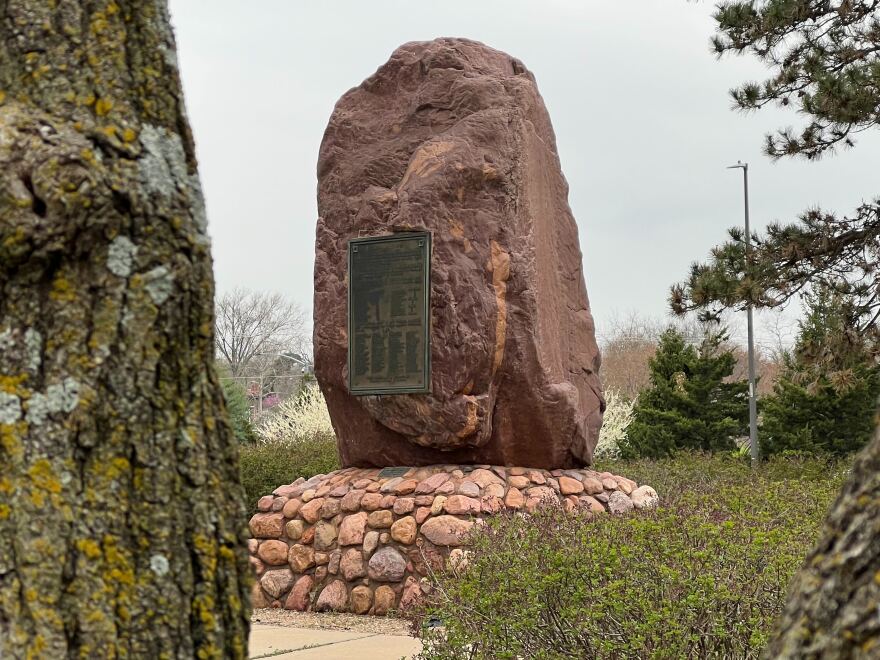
[222,378,257,444]
[668,3,880,653]
[622,327,749,458]
[670,1,880,342]
[761,289,880,456]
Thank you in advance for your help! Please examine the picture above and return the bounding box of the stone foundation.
[248,465,658,615]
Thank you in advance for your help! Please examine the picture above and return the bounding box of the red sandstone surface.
[314,38,605,468]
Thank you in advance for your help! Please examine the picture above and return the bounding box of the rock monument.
[314,37,604,469]
[247,39,658,616]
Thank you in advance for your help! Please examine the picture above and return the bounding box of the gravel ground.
[252,608,413,636]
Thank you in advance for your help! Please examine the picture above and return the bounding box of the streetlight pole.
[727,161,759,463]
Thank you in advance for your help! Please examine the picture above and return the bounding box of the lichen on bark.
[765,429,880,658]
[0,1,251,658]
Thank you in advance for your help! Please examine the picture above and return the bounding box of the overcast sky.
[169,0,878,348]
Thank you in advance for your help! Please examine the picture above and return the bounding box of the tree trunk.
[0,1,251,657]
[765,429,880,658]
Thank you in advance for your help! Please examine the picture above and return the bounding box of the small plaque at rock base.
[378,467,411,479]
[348,232,431,395]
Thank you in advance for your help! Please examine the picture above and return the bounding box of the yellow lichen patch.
[0,374,27,396]
[27,459,62,494]
[0,90,6,105]
[1,422,26,460]
[193,593,217,630]
[49,275,76,302]
[0,503,10,519]
[76,538,102,560]
[122,127,137,143]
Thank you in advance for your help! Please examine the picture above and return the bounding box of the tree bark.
[765,429,880,658]
[0,1,251,657]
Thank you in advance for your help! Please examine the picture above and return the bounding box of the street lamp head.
[726,160,748,170]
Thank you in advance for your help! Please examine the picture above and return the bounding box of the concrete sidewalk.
[249,623,422,659]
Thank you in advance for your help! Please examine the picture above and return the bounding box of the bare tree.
[215,289,308,377]
[598,312,662,401]
[0,2,249,657]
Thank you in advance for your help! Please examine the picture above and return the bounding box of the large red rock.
[315,38,604,469]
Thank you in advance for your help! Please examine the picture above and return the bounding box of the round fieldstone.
[368,546,407,582]
[363,530,380,556]
[559,476,584,495]
[579,495,605,513]
[252,582,270,609]
[361,492,383,510]
[340,548,367,580]
[444,495,481,515]
[350,585,373,615]
[257,540,289,566]
[393,497,415,514]
[284,574,313,611]
[313,521,337,551]
[504,487,525,509]
[420,515,474,547]
[315,579,348,612]
[608,490,634,514]
[414,472,450,494]
[528,470,546,485]
[508,475,530,489]
[285,519,304,541]
[393,479,418,495]
[328,549,341,575]
[249,513,285,538]
[320,498,341,519]
[338,511,368,546]
[340,489,365,512]
[260,568,294,599]
[390,516,417,544]
[282,498,302,518]
[288,544,315,572]
[631,485,659,510]
[300,498,325,523]
[457,481,480,497]
[582,477,603,495]
[373,585,396,615]
[367,510,393,529]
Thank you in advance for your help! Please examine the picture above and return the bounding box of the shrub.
[622,328,748,458]
[594,389,634,460]
[411,453,850,659]
[238,386,341,509]
[239,436,339,510]
[257,385,334,444]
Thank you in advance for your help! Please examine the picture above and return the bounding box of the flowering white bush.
[594,389,634,460]
[257,385,335,444]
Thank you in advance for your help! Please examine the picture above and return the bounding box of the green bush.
[239,434,339,510]
[411,453,850,659]
[623,328,748,458]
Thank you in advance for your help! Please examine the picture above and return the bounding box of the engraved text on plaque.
[348,232,431,394]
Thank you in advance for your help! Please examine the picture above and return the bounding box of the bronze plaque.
[348,232,431,395]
